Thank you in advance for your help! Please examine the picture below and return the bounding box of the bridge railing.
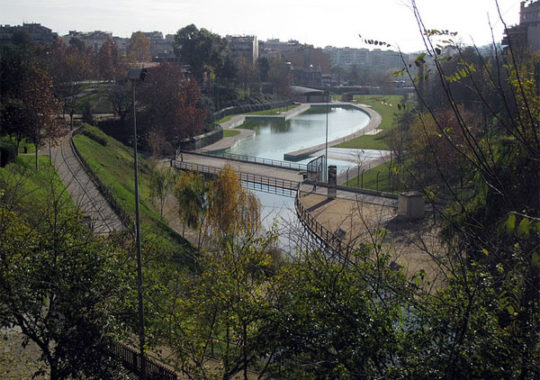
[172,160,300,191]
[243,180,296,198]
[181,150,307,172]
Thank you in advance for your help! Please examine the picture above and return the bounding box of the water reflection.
[249,187,298,254]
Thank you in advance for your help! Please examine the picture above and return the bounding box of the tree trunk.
[35,143,39,170]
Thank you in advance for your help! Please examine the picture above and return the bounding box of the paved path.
[51,134,124,235]
[198,127,255,153]
[298,183,397,207]
[296,185,443,286]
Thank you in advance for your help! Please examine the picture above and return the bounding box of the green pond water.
[226,106,370,165]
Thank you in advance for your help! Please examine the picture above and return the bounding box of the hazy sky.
[0,0,523,52]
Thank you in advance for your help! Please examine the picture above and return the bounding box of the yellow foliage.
[206,165,261,241]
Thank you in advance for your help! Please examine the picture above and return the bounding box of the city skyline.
[0,0,523,52]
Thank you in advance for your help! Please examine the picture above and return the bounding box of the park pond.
[226,106,384,173]
[231,105,385,251]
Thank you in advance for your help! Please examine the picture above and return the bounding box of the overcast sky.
[0,0,523,52]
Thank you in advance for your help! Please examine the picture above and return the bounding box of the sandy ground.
[0,328,47,379]
[298,191,445,288]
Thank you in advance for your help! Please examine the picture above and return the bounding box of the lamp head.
[128,68,147,81]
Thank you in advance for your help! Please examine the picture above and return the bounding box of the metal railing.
[243,180,296,198]
[110,342,177,380]
[70,131,132,229]
[172,160,300,191]
[294,192,354,258]
[183,150,307,172]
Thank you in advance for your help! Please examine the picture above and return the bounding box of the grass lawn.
[73,124,191,253]
[17,139,37,154]
[0,155,73,209]
[344,161,403,193]
[217,114,236,124]
[223,129,241,137]
[0,135,37,154]
[334,95,405,150]
[244,104,297,116]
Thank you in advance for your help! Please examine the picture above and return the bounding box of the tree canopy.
[173,24,228,83]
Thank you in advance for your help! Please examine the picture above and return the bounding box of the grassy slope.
[0,155,73,209]
[73,125,189,252]
[223,129,241,137]
[333,95,409,192]
[334,95,404,150]
[343,161,398,193]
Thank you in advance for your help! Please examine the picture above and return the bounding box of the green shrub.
[82,130,107,146]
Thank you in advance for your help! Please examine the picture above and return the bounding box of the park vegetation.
[0,1,538,379]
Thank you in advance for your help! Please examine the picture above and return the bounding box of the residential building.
[226,35,259,63]
[503,0,540,52]
[0,23,58,45]
[323,45,406,72]
[143,31,175,61]
[260,38,300,57]
[63,30,112,51]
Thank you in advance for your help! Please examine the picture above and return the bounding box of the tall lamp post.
[325,86,329,182]
[128,67,147,379]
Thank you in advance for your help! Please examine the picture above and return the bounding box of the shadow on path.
[307,197,333,212]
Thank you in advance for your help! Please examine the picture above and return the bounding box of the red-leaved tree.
[138,63,207,156]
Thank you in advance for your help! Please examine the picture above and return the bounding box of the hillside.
[72,124,192,258]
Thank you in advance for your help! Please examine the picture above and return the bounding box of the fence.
[307,155,325,182]
[341,165,406,194]
[242,180,297,198]
[70,130,133,229]
[110,342,177,380]
[185,150,307,171]
[171,160,300,192]
[294,192,354,257]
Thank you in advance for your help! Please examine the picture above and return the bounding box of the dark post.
[328,165,337,199]
[129,68,147,380]
[325,87,329,182]
[70,108,74,131]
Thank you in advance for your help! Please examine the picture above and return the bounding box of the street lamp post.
[128,68,147,380]
[325,87,329,182]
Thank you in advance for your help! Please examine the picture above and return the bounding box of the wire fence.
[341,165,407,194]
[70,130,133,229]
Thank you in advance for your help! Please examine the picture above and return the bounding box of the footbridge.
[171,152,307,196]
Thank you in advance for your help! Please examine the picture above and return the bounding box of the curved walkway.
[51,134,124,235]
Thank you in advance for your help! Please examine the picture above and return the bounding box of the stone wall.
[177,126,223,153]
